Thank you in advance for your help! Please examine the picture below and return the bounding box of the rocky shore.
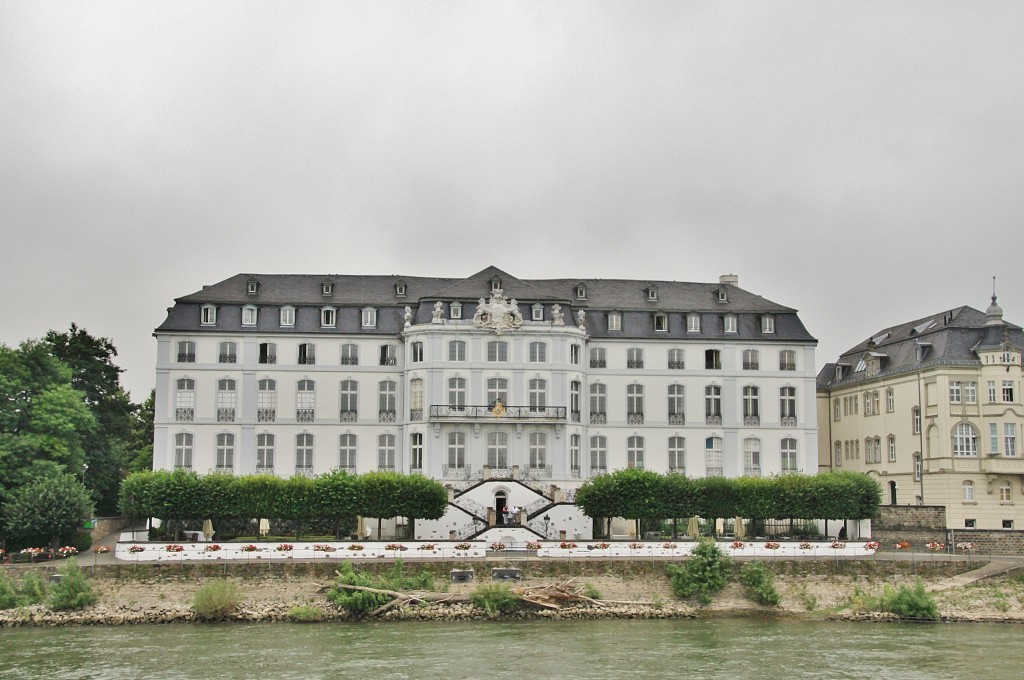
[3,559,1023,627]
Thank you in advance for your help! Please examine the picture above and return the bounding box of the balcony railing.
[174,463,193,471]
[570,466,581,478]
[706,466,724,477]
[214,465,233,473]
[590,359,606,368]
[668,361,685,369]
[177,353,195,363]
[378,464,396,471]
[571,410,580,423]
[217,408,235,422]
[627,412,645,424]
[590,412,607,424]
[336,464,356,473]
[340,356,358,366]
[428,405,567,421]
[379,410,397,423]
[295,466,315,477]
[706,414,722,426]
[744,415,760,426]
[442,465,471,480]
[300,356,316,365]
[743,361,759,370]
[339,410,357,423]
[522,465,553,480]
[296,409,315,422]
[781,416,797,427]
[218,354,237,364]
[409,409,423,421]
[256,466,275,475]
[258,408,276,422]
[175,408,194,422]
[259,354,276,364]
[668,413,685,425]
[591,466,607,475]
[744,466,762,477]
[627,359,645,369]
[380,357,397,366]
[669,466,686,475]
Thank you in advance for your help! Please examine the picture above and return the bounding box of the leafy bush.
[738,561,781,606]
[666,538,729,604]
[192,579,242,619]
[48,558,96,611]
[0,573,19,609]
[0,571,51,609]
[880,579,939,620]
[327,559,435,616]
[583,583,602,600]
[470,585,521,617]
[288,604,326,622]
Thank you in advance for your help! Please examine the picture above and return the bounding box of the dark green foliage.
[47,558,96,611]
[470,584,521,617]
[2,472,94,548]
[327,559,435,615]
[738,561,782,606]
[0,570,50,609]
[880,579,939,620]
[666,538,730,604]
[288,604,326,622]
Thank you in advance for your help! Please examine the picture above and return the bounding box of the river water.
[0,618,1016,679]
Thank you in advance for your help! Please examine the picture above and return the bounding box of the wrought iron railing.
[706,466,724,477]
[590,412,607,424]
[570,466,581,478]
[259,354,276,364]
[669,466,686,475]
[442,465,471,480]
[378,410,396,423]
[744,415,760,426]
[455,497,489,520]
[428,405,566,420]
[340,356,358,366]
[295,466,315,477]
[590,359,606,368]
[591,466,607,474]
[380,357,397,366]
[258,408,275,422]
[706,415,722,426]
[339,410,357,422]
[175,408,194,422]
[781,416,797,427]
[627,359,644,369]
[176,353,195,363]
[668,413,685,425]
[296,409,315,422]
[522,465,552,480]
[627,412,644,424]
[668,361,685,369]
[218,354,237,364]
[256,466,274,475]
[217,408,235,422]
[744,466,762,477]
[214,465,233,473]
[571,410,580,422]
[409,409,423,421]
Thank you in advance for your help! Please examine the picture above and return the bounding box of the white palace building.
[153,266,819,540]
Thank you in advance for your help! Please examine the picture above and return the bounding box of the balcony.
[214,465,233,474]
[706,466,724,477]
[522,465,553,480]
[744,415,760,426]
[590,412,607,425]
[339,410,358,423]
[217,408,235,422]
[340,356,358,366]
[379,410,397,423]
[296,409,315,422]
[175,408,194,422]
[706,415,722,426]
[627,359,645,369]
[176,353,195,363]
[218,353,237,364]
[627,412,645,425]
[256,466,275,475]
[570,466,581,478]
[409,409,423,421]
[668,413,685,425]
[743,361,759,371]
[443,465,471,480]
[571,410,580,423]
[257,408,276,422]
[590,359,606,368]
[744,466,762,477]
[668,361,685,370]
[428,405,567,421]
[591,466,607,475]
[259,354,276,364]
[781,416,797,427]
[380,357,397,366]
[669,466,686,475]
[295,466,315,477]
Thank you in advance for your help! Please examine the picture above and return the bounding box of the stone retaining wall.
[872,506,1024,554]
[90,516,131,542]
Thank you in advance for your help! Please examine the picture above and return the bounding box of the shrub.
[470,585,521,618]
[327,559,435,616]
[738,561,781,606]
[583,583,602,600]
[288,604,326,622]
[18,572,50,607]
[666,537,729,604]
[880,579,939,620]
[0,573,19,609]
[192,580,242,619]
[48,558,96,611]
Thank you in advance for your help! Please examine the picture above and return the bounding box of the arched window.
[705,437,723,476]
[529,378,547,411]
[781,438,797,473]
[338,433,357,470]
[377,433,395,469]
[487,377,508,406]
[174,432,193,469]
[668,436,685,473]
[175,378,195,422]
[215,433,234,471]
[296,433,314,473]
[258,378,276,422]
[743,386,760,424]
[296,379,315,421]
[590,435,607,472]
[448,340,466,362]
[952,423,978,456]
[340,343,358,365]
[216,378,236,422]
[218,341,237,364]
[256,433,275,472]
[339,380,358,421]
[448,377,466,409]
[742,349,759,370]
[590,383,607,423]
[378,380,397,421]
[627,435,644,469]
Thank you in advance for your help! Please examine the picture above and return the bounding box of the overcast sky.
[2,1,1022,401]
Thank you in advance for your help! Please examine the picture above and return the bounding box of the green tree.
[126,390,155,473]
[395,474,448,539]
[358,471,407,539]
[2,472,94,548]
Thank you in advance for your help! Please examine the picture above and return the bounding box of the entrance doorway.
[494,491,508,525]
[889,481,897,505]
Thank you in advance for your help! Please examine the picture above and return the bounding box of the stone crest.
[472,289,523,334]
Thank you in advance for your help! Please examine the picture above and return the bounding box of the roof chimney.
[719,274,739,286]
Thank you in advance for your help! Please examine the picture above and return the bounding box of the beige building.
[817,297,1024,531]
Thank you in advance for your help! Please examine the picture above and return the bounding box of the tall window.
[487,377,508,406]
[378,433,396,469]
[950,381,962,404]
[216,378,236,422]
[338,433,357,470]
[529,342,547,363]
[320,306,336,328]
[241,305,257,326]
[257,378,276,422]
[175,378,195,421]
[1000,482,1012,502]
[361,307,377,327]
[411,341,424,363]
[259,342,276,364]
[743,386,760,424]
[201,304,217,325]
[410,432,424,470]
[340,343,358,365]
[888,435,897,462]
[448,340,466,362]
[280,306,295,327]
[487,341,508,362]
[410,378,423,421]
[780,386,796,423]
[608,312,622,331]
[964,381,977,404]
[590,347,606,368]
[668,436,685,473]
[991,423,999,453]
[195,448,227,489]
[742,349,759,370]
[257,433,275,471]
[1006,423,1017,456]
[298,343,316,365]
[705,437,723,476]
[626,384,644,423]
[834,441,842,467]
[627,435,644,469]
[487,431,509,468]
[447,432,466,469]
[590,384,607,423]
[886,388,895,412]
[590,435,607,472]
[378,380,397,421]
[297,379,315,421]
[705,349,721,370]
[653,313,668,332]
[743,438,761,476]
[962,480,975,502]
[781,437,798,473]
[668,385,685,424]
[174,432,193,469]
[448,377,467,409]
[627,348,644,369]
[687,314,701,333]
[705,385,722,423]
[529,432,547,469]
[296,433,314,472]
[218,341,237,364]
[177,340,196,363]
[339,380,358,421]
[570,434,581,474]
[724,315,737,333]
[379,344,397,366]
[570,381,581,421]
[529,378,547,411]
[668,348,685,369]
[989,381,997,402]
[779,349,796,371]
[1003,380,1015,402]
[912,406,921,434]
[952,423,978,456]
[570,344,580,365]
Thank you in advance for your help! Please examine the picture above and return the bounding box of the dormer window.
[321,279,334,296]
[490,276,502,292]
[835,365,844,381]
[450,302,463,319]
[717,288,728,303]
[608,312,622,331]
[724,314,737,333]
[531,303,544,321]
[321,306,336,328]
[280,306,295,327]
[362,307,377,328]
[761,316,775,334]
[575,284,587,300]
[653,313,668,332]
[687,314,701,333]
[241,305,258,326]
[246,277,259,295]
[394,280,407,297]
[200,304,217,326]
[646,285,658,302]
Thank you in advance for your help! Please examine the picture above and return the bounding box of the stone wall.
[873,505,946,531]
[872,505,1024,555]
[945,529,1024,556]
[90,516,131,542]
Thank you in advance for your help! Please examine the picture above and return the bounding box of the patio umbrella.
[202,519,214,541]
[734,517,746,539]
[259,518,270,537]
[687,517,700,539]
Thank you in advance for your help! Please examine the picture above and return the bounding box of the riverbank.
[2,558,1023,627]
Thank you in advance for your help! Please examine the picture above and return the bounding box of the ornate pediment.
[472,289,523,334]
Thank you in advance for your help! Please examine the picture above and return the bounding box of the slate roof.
[158,266,816,343]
